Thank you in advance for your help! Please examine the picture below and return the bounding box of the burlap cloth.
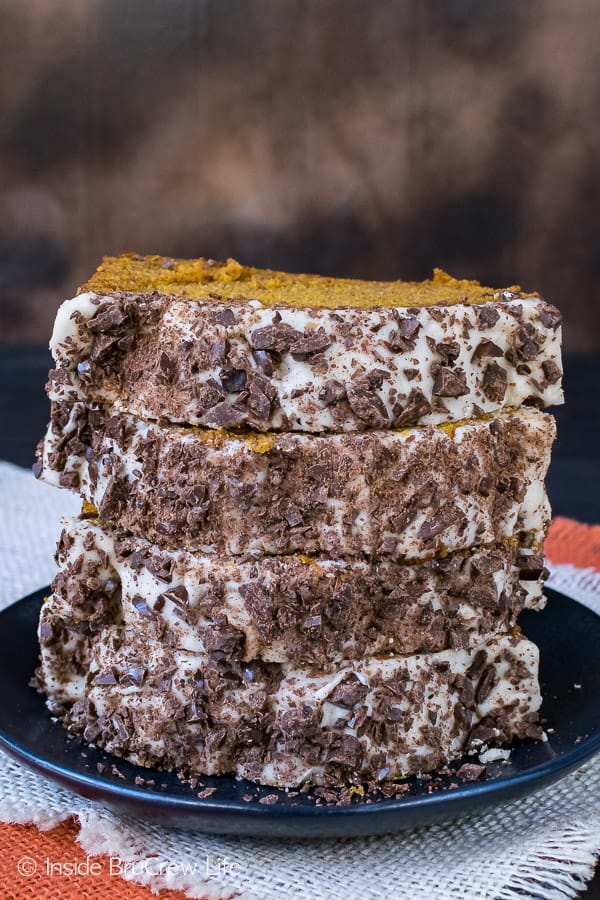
[1,459,599,900]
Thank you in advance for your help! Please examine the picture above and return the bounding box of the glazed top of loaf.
[82,254,533,310]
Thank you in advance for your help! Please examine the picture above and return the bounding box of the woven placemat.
[1,460,599,899]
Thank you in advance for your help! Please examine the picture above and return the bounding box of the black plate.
[0,588,599,838]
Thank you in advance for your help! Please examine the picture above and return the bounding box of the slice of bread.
[38,559,541,787]
[38,402,554,560]
[48,255,563,432]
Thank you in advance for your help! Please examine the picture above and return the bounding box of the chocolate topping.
[48,287,563,432]
[289,330,331,356]
[432,367,469,398]
[476,307,500,329]
[482,362,508,402]
[345,379,390,427]
[39,401,555,562]
[330,675,369,708]
[539,305,562,330]
[251,324,298,352]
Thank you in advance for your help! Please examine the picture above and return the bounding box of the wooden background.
[0,0,599,349]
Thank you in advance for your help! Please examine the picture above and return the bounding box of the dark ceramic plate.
[0,588,598,838]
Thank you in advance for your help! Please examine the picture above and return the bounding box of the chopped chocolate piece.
[209,338,229,367]
[252,350,274,376]
[467,649,488,681]
[387,315,421,351]
[248,374,277,419]
[203,621,244,654]
[251,324,298,352]
[539,305,562,330]
[476,306,500,329]
[476,666,499,704]
[204,402,247,428]
[541,360,562,385]
[482,362,508,402]
[197,787,217,799]
[93,670,118,685]
[472,340,504,360]
[436,341,460,365]
[280,706,318,738]
[144,555,174,583]
[393,388,432,426]
[290,330,331,356]
[158,352,176,380]
[345,379,389,427]
[39,621,53,642]
[131,595,155,618]
[195,378,224,415]
[432,367,469,397]
[159,584,189,606]
[517,554,546,581]
[319,379,346,406]
[330,675,369,708]
[396,314,421,341]
[120,666,146,686]
[456,763,487,781]
[87,302,129,333]
[515,323,541,361]
[214,308,236,326]
[454,702,472,730]
[219,367,247,393]
[327,735,362,768]
[418,505,461,541]
[111,713,130,742]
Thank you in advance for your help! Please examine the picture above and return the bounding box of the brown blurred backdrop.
[0,0,599,349]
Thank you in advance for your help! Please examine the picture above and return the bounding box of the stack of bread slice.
[34,255,563,789]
